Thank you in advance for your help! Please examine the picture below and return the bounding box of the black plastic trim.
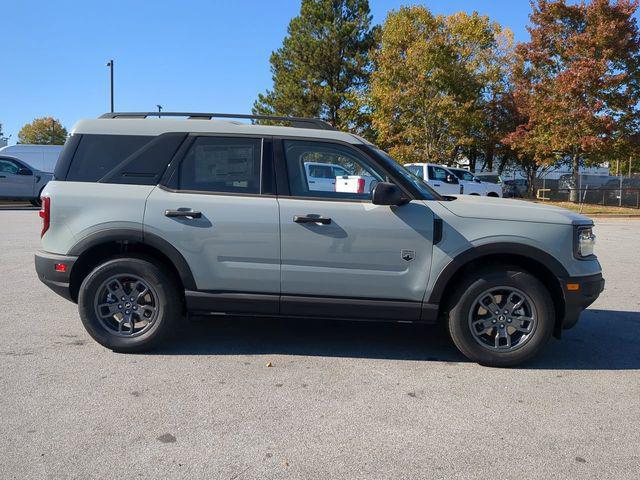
[185,291,279,314]
[34,250,77,301]
[433,218,443,245]
[560,273,604,329]
[280,295,421,321]
[67,228,197,290]
[427,243,570,304]
[53,134,82,180]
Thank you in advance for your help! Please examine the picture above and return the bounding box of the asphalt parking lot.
[1,208,639,479]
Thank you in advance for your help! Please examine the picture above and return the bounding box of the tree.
[505,0,640,202]
[18,117,67,145]
[369,7,513,164]
[253,0,377,135]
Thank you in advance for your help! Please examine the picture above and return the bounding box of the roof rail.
[98,112,336,131]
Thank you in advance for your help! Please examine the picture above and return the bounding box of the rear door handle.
[293,215,331,225]
[164,209,202,219]
[433,183,441,187]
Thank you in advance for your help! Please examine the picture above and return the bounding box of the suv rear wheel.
[78,256,182,352]
[447,267,554,367]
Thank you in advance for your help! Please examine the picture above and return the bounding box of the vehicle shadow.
[155,308,640,370]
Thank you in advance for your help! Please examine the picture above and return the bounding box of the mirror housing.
[446,174,458,184]
[372,182,408,206]
[473,177,481,183]
[17,167,33,176]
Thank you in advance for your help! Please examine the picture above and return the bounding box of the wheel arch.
[67,229,196,303]
[429,243,567,337]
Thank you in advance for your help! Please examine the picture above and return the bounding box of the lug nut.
[507,319,512,323]
[500,324,505,328]
[492,319,497,324]
[118,304,122,309]
[125,310,130,314]
[133,306,137,310]
[130,298,134,302]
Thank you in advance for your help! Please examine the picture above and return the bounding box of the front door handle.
[293,215,331,225]
[164,209,202,219]
[433,183,441,187]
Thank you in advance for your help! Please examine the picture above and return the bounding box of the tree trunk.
[569,154,580,203]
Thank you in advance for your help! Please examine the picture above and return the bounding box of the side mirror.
[446,174,458,184]
[372,182,408,206]
[474,177,481,183]
[17,167,33,176]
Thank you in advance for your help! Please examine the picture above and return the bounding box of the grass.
[526,199,640,215]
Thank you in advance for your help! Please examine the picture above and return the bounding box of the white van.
[0,144,63,173]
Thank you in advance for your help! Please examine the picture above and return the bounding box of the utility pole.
[106,60,114,112]
[157,104,163,117]
[51,118,55,144]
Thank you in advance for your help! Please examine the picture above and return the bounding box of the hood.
[438,195,592,225]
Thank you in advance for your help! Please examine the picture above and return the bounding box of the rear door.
[144,135,280,309]
[277,139,434,320]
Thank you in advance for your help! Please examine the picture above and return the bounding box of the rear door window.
[173,136,262,194]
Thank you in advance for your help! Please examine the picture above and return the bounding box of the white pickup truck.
[447,167,502,197]
[404,163,461,196]
[304,162,378,194]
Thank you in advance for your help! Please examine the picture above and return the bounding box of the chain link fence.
[529,175,640,208]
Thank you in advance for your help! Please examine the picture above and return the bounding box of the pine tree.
[253,0,377,135]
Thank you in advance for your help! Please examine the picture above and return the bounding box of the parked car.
[35,112,604,367]
[472,172,504,197]
[0,155,53,206]
[445,166,504,197]
[0,144,63,173]
[304,161,378,194]
[503,179,529,198]
[404,162,461,196]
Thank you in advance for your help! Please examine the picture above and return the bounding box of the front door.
[144,136,280,306]
[0,158,34,198]
[428,165,460,196]
[277,139,434,320]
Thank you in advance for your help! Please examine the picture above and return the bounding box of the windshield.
[368,148,443,200]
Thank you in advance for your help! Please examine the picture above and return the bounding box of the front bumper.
[34,250,77,302]
[561,272,605,330]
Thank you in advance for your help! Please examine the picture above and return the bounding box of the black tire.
[78,256,182,352]
[447,267,554,367]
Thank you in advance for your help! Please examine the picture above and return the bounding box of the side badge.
[401,249,415,262]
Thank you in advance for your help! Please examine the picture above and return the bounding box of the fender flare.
[427,242,568,304]
[68,228,197,290]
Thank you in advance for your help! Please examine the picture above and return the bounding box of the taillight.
[39,196,50,238]
[356,178,365,194]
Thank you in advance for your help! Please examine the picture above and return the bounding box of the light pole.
[106,60,114,112]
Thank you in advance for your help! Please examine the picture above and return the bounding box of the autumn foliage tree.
[505,0,640,201]
[18,117,67,145]
[253,0,377,134]
[368,7,514,165]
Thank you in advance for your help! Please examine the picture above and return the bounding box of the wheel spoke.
[97,303,120,317]
[495,327,512,349]
[480,294,501,316]
[504,292,524,315]
[472,318,494,334]
[512,316,534,333]
[106,279,127,301]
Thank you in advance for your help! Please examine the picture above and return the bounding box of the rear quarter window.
[66,135,153,182]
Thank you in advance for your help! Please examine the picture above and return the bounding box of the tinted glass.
[0,159,19,174]
[67,135,152,182]
[175,136,262,194]
[406,165,423,178]
[284,140,384,200]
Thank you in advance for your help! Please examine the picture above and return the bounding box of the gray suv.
[0,155,52,206]
[34,112,604,367]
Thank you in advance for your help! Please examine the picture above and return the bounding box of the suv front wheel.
[447,267,554,367]
[78,256,182,352]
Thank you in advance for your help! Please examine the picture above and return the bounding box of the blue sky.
[0,1,536,144]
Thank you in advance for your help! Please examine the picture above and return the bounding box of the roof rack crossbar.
[98,112,336,130]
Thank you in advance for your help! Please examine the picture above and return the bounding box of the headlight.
[575,225,596,259]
